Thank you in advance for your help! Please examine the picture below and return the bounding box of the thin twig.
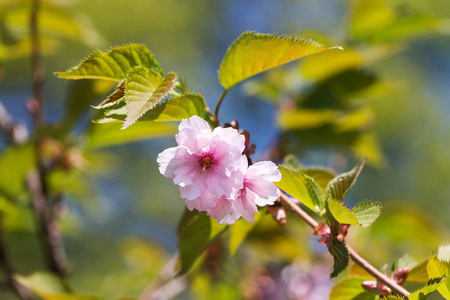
[26,172,71,279]
[279,193,410,298]
[213,89,229,123]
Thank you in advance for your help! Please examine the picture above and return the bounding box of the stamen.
[198,153,214,172]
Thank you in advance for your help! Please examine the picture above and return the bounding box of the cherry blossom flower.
[157,115,281,225]
[157,116,245,210]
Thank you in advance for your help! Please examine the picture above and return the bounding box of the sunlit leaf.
[218,32,339,90]
[351,200,382,227]
[55,44,162,81]
[276,166,325,214]
[301,48,362,81]
[427,254,450,299]
[381,296,405,300]
[325,158,366,202]
[329,277,373,300]
[327,198,359,226]
[278,109,338,130]
[2,3,105,48]
[408,277,444,300]
[408,260,430,283]
[330,238,350,278]
[229,210,263,255]
[122,68,177,129]
[282,155,336,192]
[94,94,210,125]
[86,122,177,149]
[350,0,448,43]
[0,37,58,60]
[177,209,227,275]
[0,143,35,201]
[15,272,99,300]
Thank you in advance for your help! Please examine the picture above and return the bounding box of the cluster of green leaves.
[9,30,337,300]
[242,0,450,169]
[277,155,382,277]
[331,243,450,300]
[0,0,105,60]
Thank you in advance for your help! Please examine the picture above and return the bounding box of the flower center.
[198,153,214,172]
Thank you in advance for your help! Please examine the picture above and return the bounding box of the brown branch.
[29,0,70,280]
[279,193,410,298]
[26,171,70,277]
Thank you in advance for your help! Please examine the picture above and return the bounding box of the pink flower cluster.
[157,116,281,225]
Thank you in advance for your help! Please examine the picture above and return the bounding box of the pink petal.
[234,192,258,222]
[207,196,240,225]
[247,161,281,182]
[157,147,178,178]
[185,192,217,212]
[179,176,207,200]
[176,116,211,149]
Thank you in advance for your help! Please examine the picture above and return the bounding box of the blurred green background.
[0,0,450,299]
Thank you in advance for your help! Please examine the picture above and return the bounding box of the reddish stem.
[278,193,410,298]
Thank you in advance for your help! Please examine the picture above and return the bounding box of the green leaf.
[0,143,35,200]
[327,199,381,228]
[2,3,105,48]
[427,254,449,278]
[94,94,210,124]
[282,155,336,193]
[325,158,366,201]
[229,210,263,255]
[15,272,99,300]
[330,238,350,278]
[218,32,339,90]
[92,80,126,109]
[122,69,177,129]
[327,198,359,226]
[409,260,430,283]
[177,209,227,275]
[351,200,382,227]
[55,44,162,81]
[427,254,450,299]
[86,121,177,149]
[282,154,302,170]
[329,277,374,300]
[276,165,325,214]
[408,277,444,300]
